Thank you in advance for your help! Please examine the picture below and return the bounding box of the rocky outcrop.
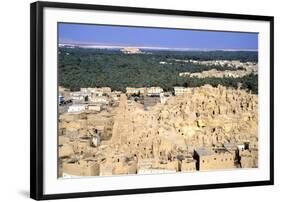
[121,47,142,54]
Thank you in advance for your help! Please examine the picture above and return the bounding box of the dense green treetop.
[58,47,258,94]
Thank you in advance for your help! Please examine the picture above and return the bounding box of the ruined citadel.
[58,84,258,177]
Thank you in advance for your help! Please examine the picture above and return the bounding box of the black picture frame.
[30,1,274,200]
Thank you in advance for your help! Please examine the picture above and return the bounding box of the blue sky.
[58,23,258,50]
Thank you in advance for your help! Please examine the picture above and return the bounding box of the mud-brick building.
[181,158,197,172]
[239,149,258,168]
[62,158,100,176]
[194,147,235,171]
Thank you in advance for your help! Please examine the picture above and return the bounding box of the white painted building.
[70,91,88,101]
[67,104,86,113]
[126,87,146,95]
[174,86,189,96]
[90,96,109,105]
[147,87,163,96]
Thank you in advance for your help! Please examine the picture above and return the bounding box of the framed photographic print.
[30,1,274,200]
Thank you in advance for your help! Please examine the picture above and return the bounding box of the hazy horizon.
[59,23,258,51]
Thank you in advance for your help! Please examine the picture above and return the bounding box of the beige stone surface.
[58,85,258,177]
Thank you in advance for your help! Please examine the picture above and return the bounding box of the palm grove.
[58,47,258,94]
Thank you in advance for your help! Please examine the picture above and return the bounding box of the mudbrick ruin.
[58,85,258,177]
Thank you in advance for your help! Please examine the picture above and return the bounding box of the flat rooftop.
[195,148,214,156]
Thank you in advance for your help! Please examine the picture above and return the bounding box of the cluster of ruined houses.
[58,84,258,177]
[59,131,257,177]
[60,84,254,114]
[59,86,171,113]
[59,86,121,113]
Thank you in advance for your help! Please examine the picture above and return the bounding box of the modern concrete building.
[126,87,146,95]
[90,96,109,105]
[147,87,163,96]
[70,91,88,102]
[174,86,190,96]
[67,104,86,113]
